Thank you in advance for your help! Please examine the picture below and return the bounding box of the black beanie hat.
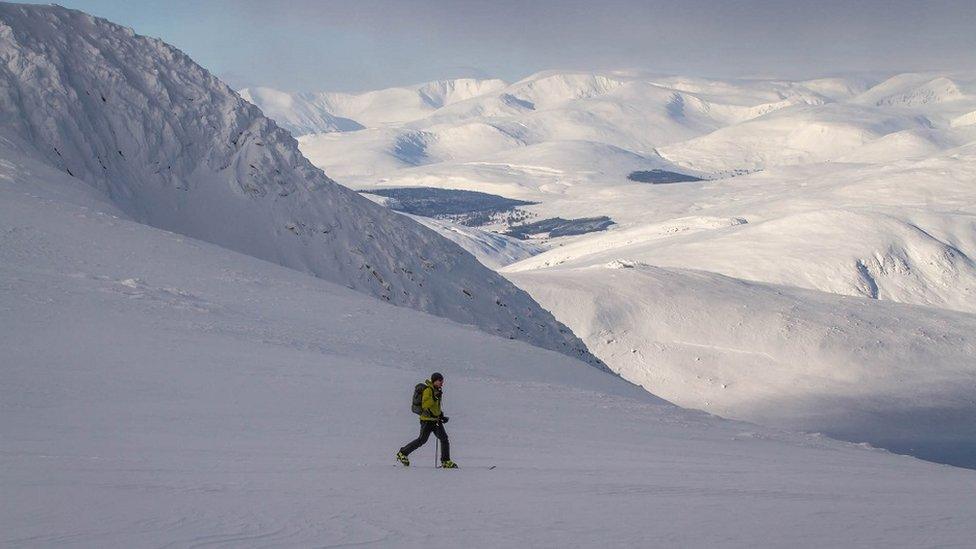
[431,372,444,383]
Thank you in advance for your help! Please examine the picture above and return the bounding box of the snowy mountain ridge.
[0,2,601,367]
[239,77,507,135]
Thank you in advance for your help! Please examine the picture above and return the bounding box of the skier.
[396,372,458,468]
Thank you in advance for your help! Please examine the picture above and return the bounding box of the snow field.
[4,160,976,547]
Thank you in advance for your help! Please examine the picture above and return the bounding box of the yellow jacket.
[419,380,443,421]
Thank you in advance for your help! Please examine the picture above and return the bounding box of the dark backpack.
[411,383,426,415]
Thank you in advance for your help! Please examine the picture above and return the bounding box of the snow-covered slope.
[5,143,976,546]
[280,69,976,187]
[239,86,366,134]
[0,3,599,366]
[657,103,932,172]
[493,143,976,462]
[240,78,507,135]
[406,215,544,269]
[503,147,976,314]
[850,72,973,109]
[507,262,976,467]
[258,71,859,188]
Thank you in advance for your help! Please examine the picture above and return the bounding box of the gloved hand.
[440,416,450,423]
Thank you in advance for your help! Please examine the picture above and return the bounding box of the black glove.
[440,416,449,423]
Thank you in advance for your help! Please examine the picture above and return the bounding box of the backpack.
[411,383,426,415]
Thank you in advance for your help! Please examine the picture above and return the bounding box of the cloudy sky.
[37,0,976,92]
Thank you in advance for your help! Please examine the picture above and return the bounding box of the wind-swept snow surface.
[0,3,599,367]
[4,137,976,548]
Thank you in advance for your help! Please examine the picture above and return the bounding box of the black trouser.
[400,420,450,461]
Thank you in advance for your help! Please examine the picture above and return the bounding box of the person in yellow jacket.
[397,372,458,468]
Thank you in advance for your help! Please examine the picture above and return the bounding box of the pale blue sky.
[27,0,976,92]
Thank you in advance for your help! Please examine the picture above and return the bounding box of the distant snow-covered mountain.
[240,78,507,135]
[0,3,601,367]
[266,69,976,309]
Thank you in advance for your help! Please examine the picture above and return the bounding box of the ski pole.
[435,435,439,468]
